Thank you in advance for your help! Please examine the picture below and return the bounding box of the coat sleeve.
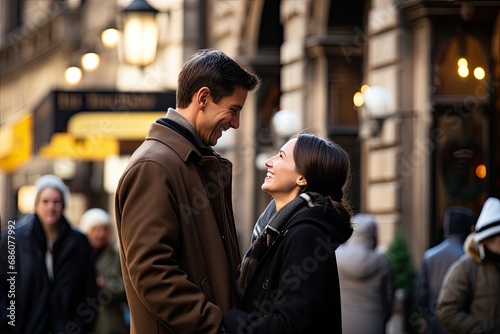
[437,259,488,334]
[116,160,222,333]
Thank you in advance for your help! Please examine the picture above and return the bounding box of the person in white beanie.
[0,174,98,334]
[437,197,500,334]
[79,208,129,334]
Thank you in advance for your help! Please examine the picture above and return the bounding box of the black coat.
[0,214,98,334]
[224,205,353,334]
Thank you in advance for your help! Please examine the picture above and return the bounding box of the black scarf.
[237,192,327,295]
[155,117,215,156]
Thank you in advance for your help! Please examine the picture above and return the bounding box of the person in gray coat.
[415,206,473,334]
[336,213,395,334]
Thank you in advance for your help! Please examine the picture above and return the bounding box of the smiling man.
[115,49,260,334]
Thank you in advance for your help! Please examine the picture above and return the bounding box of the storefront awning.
[0,115,32,172]
[34,90,175,159]
[39,133,119,160]
[68,112,165,140]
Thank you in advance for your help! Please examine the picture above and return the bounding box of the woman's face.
[262,138,305,207]
[35,187,63,228]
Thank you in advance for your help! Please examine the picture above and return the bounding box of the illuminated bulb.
[476,164,487,179]
[473,67,485,80]
[65,66,82,85]
[457,58,468,67]
[101,28,120,48]
[81,52,100,71]
[360,85,370,93]
[458,66,469,78]
[353,92,364,108]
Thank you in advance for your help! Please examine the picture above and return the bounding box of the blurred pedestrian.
[0,174,98,334]
[223,132,354,333]
[115,49,260,334]
[336,213,395,334]
[437,197,500,334]
[415,206,473,334]
[80,208,129,334]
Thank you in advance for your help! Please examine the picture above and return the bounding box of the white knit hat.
[474,197,500,243]
[34,174,69,208]
[79,208,112,234]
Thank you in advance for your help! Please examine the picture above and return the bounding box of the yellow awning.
[0,115,32,172]
[39,133,119,160]
[68,112,164,140]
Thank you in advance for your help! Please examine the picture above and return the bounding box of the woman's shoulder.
[289,206,353,245]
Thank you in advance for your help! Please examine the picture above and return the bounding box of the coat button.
[262,279,268,289]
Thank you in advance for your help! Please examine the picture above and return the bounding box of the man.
[437,197,500,334]
[415,206,473,334]
[0,174,97,334]
[115,49,260,334]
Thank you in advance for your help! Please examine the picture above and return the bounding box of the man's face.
[196,86,248,146]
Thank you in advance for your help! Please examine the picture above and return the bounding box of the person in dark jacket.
[223,132,354,334]
[115,49,260,334]
[415,206,473,334]
[0,174,98,334]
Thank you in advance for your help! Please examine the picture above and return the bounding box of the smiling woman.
[224,132,355,334]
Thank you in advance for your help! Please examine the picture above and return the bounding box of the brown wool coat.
[115,122,241,334]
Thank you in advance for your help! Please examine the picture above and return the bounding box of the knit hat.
[34,174,69,208]
[79,208,112,234]
[474,197,500,243]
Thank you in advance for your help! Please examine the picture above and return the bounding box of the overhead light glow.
[65,66,82,85]
[473,67,485,80]
[101,28,120,48]
[81,52,100,72]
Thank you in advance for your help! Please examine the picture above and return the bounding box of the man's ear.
[296,175,307,187]
[197,87,210,110]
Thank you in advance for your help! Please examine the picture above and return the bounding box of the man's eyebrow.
[229,103,243,110]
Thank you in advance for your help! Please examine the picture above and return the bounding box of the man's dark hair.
[176,49,260,108]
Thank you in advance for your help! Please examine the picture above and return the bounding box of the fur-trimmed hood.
[464,233,483,263]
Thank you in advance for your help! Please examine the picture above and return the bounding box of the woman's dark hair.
[176,49,260,108]
[293,132,354,220]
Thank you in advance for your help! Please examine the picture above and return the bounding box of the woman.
[80,208,129,334]
[0,174,97,334]
[223,133,354,333]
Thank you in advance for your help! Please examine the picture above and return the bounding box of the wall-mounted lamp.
[353,85,392,139]
[121,0,159,67]
[272,109,302,141]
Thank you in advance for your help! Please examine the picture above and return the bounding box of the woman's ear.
[296,175,307,187]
